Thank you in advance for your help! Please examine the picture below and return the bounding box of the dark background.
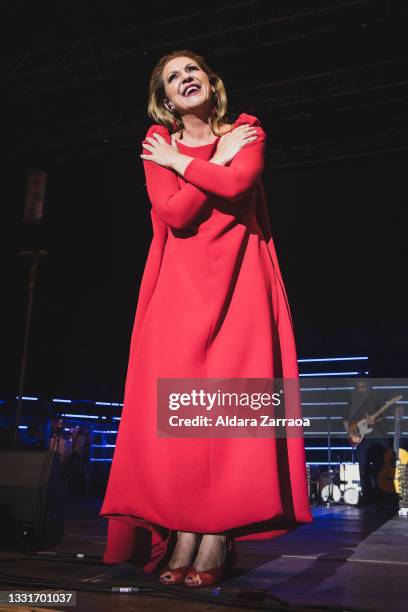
[2,0,407,401]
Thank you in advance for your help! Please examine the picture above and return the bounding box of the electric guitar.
[377,405,408,494]
[347,395,402,446]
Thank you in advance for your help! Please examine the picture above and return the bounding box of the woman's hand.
[212,124,258,165]
[140,132,179,169]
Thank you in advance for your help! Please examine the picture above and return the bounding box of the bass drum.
[344,487,360,506]
[320,484,342,503]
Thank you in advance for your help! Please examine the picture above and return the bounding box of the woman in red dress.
[99,49,312,587]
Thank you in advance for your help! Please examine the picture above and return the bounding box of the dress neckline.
[172,115,241,149]
[175,139,218,149]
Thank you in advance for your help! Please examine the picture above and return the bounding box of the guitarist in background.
[343,378,391,505]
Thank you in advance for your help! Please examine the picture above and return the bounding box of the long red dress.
[99,112,312,572]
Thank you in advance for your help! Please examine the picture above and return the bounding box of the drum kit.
[312,462,362,506]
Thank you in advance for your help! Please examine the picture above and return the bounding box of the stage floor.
[0,497,407,612]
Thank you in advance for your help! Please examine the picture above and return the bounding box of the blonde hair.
[147,49,230,137]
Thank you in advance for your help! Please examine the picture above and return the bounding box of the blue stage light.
[298,356,368,363]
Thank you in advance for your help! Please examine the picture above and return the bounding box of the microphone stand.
[14,250,48,448]
[325,388,337,506]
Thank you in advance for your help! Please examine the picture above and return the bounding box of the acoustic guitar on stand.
[377,405,408,494]
[347,395,402,446]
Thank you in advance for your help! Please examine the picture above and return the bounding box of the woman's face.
[162,55,212,115]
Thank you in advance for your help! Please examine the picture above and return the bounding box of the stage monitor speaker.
[0,449,68,550]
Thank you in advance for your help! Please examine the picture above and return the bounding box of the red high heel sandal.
[159,535,202,585]
[159,564,191,585]
[184,536,237,587]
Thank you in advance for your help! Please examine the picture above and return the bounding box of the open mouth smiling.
[181,83,202,96]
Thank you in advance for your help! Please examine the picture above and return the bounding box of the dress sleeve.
[142,125,210,230]
[183,124,266,201]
